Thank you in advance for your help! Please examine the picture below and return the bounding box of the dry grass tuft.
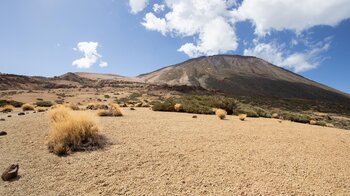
[216,109,227,120]
[174,103,183,112]
[1,105,15,113]
[36,107,47,112]
[97,103,123,117]
[22,103,35,111]
[239,114,247,121]
[49,105,72,123]
[47,107,105,155]
[66,103,80,111]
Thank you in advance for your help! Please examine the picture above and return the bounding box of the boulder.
[1,164,19,181]
[0,131,7,136]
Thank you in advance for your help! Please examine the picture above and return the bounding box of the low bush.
[97,104,123,117]
[0,100,23,108]
[1,105,15,112]
[152,95,237,115]
[35,101,53,107]
[236,105,259,118]
[238,114,247,121]
[174,103,183,112]
[47,107,105,155]
[216,109,227,120]
[279,112,311,124]
[22,103,35,111]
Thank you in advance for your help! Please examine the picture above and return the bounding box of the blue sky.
[0,0,349,93]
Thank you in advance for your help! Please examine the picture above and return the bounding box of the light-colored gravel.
[1,108,350,195]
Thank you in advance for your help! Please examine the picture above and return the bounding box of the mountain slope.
[138,55,349,102]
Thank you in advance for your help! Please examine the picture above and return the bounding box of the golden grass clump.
[1,105,15,112]
[22,103,35,111]
[36,107,47,112]
[47,107,104,155]
[65,103,80,111]
[97,103,123,117]
[238,114,247,121]
[174,103,183,112]
[49,105,72,123]
[215,109,227,120]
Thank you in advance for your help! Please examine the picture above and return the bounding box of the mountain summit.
[138,55,349,102]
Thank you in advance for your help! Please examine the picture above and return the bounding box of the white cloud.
[142,13,167,35]
[234,0,350,35]
[129,0,149,14]
[72,42,108,69]
[178,17,237,57]
[99,61,108,68]
[142,0,238,57]
[244,39,331,72]
[153,4,165,13]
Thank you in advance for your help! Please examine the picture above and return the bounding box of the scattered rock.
[278,120,282,123]
[18,112,25,116]
[1,164,19,181]
[130,107,135,110]
[0,131,7,136]
[33,111,37,113]
[0,118,5,121]
[192,115,197,118]
[7,115,11,118]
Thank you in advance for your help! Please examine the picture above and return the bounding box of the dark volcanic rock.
[0,131,7,136]
[1,164,19,181]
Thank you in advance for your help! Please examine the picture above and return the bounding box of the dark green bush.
[152,95,237,115]
[279,112,310,124]
[0,100,23,108]
[236,104,259,117]
[35,101,53,107]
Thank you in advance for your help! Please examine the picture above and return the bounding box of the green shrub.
[35,101,53,107]
[316,121,327,127]
[236,105,259,117]
[0,100,23,108]
[104,95,110,99]
[279,112,310,124]
[152,95,237,115]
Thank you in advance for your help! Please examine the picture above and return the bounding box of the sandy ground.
[1,108,350,195]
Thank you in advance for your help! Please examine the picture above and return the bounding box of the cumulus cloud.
[178,17,237,57]
[153,4,165,13]
[129,0,149,14]
[99,61,108,68]
[72,42,108,69]
[142,0,238,57]
[244,39,331,72]
[234,0,350,35]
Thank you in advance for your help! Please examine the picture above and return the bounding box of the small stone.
[18,112,25,116]
[7,115,11,118]
[192,115,197,118]
[130,107,135,110]
[0,131,7,136]
[1,164,19,181]
[0,118,5,121]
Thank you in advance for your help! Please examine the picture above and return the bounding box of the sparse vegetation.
[97,104,123,117]
[239,114,247,121]
[104,95,110,99]
[174,103,183,112]
[22,103,35,111]
[47,107,105,155]
[152,95,237,115]
[1,105,15,113]
[216,109,227,120]
[35,101,53,107]
[0,100,23,108]
[36,107,47,112]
